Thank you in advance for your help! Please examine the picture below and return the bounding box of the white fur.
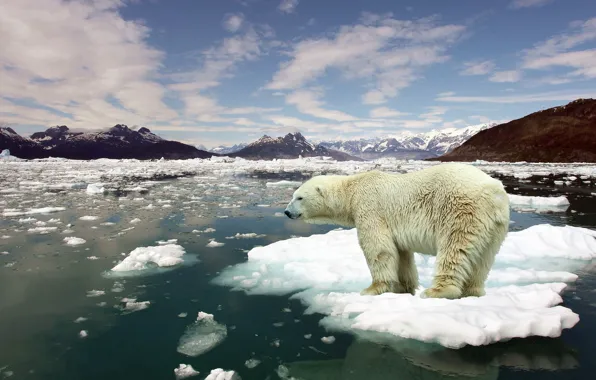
[284,163,511,299]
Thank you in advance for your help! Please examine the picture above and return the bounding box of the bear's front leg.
[357,224,400,296]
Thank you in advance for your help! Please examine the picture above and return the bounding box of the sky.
[1,0,596,148]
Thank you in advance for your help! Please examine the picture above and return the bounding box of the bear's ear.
[315,186,324,197]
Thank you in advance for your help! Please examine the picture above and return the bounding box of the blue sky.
[1,0,596,148]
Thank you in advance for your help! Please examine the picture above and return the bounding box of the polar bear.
[283,163,510,299]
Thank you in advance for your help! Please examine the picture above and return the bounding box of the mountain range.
[2,98,594,162]
[0,125,213,160]
[227,132,360,161]
[436,98,596,163]
[206,123,496,159]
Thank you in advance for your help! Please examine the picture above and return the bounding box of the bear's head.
[284,175,345,225]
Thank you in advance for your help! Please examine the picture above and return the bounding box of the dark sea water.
[1,166,595,380]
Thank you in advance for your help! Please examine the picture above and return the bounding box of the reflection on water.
[287,337,578,380]
[0,169,595,380]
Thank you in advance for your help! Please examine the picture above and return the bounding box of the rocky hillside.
[229,132,361,161]
[1,125,215,160]
[0,127,47,158]
[317,123,496,159]
[434,99,596,163]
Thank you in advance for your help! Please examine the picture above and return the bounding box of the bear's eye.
[297,196,303,201]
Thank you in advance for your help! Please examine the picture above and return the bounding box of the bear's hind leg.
[397,249,418,295]
[462,222,508,297]
[421,242,472,300]
[358,224,400,296]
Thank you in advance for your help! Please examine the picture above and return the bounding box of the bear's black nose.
[284,210,291,218]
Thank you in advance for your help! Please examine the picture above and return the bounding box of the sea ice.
[213,224,596,349]
[204,369,240,380]
[110,244,187,273]
[206,239,225,247]
[266,180,302,188]
[63,237,86,246]
[2,207,65,217]
[508,194,570,213]
[177,312,228,357]
[86,183,105,195]
[79,216,99,221]
[174,364,200,379]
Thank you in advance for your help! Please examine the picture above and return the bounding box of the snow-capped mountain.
[1,125,215,160]
[229,132,360,161]
[209,143,248,155]
[317,123,497,159]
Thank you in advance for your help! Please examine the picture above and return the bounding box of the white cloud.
[521,17,596,79]
[278,0,299,14]
[266,13,465,105]
[223,13,244,33]
[509,0,554,9]
[285,89,357,121]
[0,0,177,129]
[460,60,495,76]
[489,70,523,83]
[436,90,596,103]
[369,107,408,118]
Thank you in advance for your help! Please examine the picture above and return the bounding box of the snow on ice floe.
[63,237,86,246]
[177,312,228,357]
[213,224,596,349]
[106,244,197,277]
[508,194,570,213]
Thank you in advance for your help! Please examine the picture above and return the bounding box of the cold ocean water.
[0,157,595,380]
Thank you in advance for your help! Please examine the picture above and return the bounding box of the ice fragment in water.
[174,364,200,379]
[177,312,227,357]
[110,244,186,272]
[204,369,240,380]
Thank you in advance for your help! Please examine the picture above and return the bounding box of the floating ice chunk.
[130,218,141,224]
[110,244,186,272]
[120,299,150,313]
[157,239,177,245]
[3,207,65,217]
[321,336,335,344]
[225,233,266,239]
[63,237,86,246]
[266,180,302,188]
[244,359,261,369]
[74,317,87,323]
[174,364,200,379]
[86,183,105,195]
[508,194,570,213]
[177,312,228,357]
[204,369,240,380]
[87,256,99,260]
[206,239,225,248]
[213,224,595,348]
[79,330,88,338]
[86,290,105,297]
[79,216,99,221]
[27,226,58,234]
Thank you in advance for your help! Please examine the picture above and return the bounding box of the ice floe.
[63,237,86,246]
[174,364,200,379]
[508,194,570,213]
[213,224,596,349]
[107,244,195,277]
[177,312,228,357]
[204,369,240,380]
